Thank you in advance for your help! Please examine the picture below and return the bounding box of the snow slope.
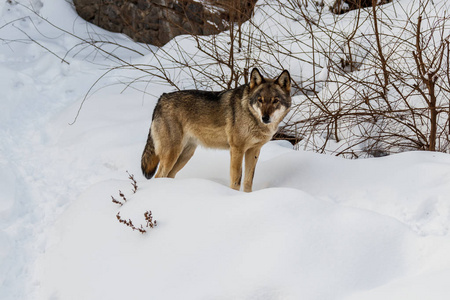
[1,1,450,299]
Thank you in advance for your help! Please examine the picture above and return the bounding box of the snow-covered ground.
[1,1,450,299]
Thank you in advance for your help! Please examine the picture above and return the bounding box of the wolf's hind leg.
[167,142,197,178]
[154,144,183,178]
[153,119,184,178]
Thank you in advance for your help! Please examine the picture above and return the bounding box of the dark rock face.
[73,0,257,46]
[331,0,392,14]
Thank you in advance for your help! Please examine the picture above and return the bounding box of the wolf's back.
[141,128,159,179]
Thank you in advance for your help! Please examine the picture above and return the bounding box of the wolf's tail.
[141,128,159,179]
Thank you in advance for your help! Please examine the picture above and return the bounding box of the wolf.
[141,68,291,192]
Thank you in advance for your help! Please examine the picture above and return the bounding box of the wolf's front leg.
[229,147,245,191]
[243,146,261,192]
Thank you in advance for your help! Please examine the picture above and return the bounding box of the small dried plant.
[111,195,123,206]
[144,210,157,228]
[119,190,127,202]
[112,172,156,234]
[111,190,127,206]
[116,212,147,234]
[116,211,157,234]
[111,171,137,206]
[127,170,138,193]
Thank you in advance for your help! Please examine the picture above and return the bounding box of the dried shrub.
[112,172,157,234]
[127,171,138,194]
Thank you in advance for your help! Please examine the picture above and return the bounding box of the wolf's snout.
[262,115,271,124]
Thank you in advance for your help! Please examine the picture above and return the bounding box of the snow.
[1,0,450,299]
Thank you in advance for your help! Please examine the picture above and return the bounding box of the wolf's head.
[248,68,291,126]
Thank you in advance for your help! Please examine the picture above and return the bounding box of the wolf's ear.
[249,68,264,89]
[276,70,291,93]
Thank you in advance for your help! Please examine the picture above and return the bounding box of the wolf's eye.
[258,97,263,103]
[273,97,280,104]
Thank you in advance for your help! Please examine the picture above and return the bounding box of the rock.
[330,0,392,14]
[72,0,257,47]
